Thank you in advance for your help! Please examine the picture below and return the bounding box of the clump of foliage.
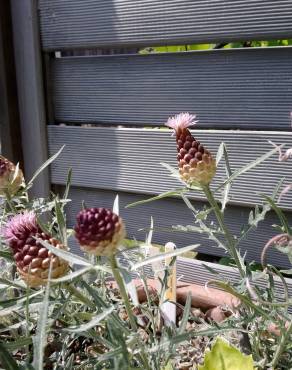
[0,112,292,369]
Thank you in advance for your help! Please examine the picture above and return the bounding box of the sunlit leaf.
[199,337,255,370]
[113,194,119,215]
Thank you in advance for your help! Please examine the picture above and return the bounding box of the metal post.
[0,1,22,164]
[10,0,49,198]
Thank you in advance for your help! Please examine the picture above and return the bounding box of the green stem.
[271,321,292,368]
[4,190,17,213]
[202,185,245,278]
[109,254,138,331]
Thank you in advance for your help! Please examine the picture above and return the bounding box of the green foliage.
[139,40,292,54]
[199,337,255,370]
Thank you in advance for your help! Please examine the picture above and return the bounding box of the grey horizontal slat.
[51,48,292,130]
[48,125,292,209]
[38,0,292,50]
[65,187,292,268]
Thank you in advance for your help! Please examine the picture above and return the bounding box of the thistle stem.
[271,321,292,368]
[202,185,245,278]
[109,254,138,331]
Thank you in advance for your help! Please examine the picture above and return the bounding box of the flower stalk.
[271,320,292,368]
[109,254,138,331]
[202,184,245,278]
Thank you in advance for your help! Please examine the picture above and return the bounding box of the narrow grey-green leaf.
[131,244,200,270]
[28,145,65,186]
[146,217,154,245]
[63,168,72,202]
[55,197,67,245]
[65,306,114,333]
[50,266,93,283]
[221,143,232,211]
[0,250,13,261]
[64,354,74,370]
[4,337,32,351]
[126,189,185,208]
[260,194,291,235]
[216,142,225,166]
[113,194,119,215]
[215,145,282,192]
[32,264,52,370]
[160,162,182,181]
[0,342,20,370]
[36,238,93,267]
[178,292,192,334]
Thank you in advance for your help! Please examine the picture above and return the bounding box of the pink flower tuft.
[2,211,38,245]
[165,112,198,131]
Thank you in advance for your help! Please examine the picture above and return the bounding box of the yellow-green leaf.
[199,337,255,370]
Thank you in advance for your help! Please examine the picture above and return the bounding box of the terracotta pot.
[108,278,240,311]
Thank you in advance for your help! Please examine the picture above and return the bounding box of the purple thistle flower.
[165,112,216,186]
[74,207,126,256]
[2,211,68,287]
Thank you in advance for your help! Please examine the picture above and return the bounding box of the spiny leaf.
[215,145,283,192]
[198,337,255,370]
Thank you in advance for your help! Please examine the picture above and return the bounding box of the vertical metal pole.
[10,0,49,198]
[0,1,22,164]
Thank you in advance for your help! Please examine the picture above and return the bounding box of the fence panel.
[51,49,292,130]
[48,125,292,209]
[38,0,292,50]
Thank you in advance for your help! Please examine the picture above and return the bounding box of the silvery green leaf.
[36,238,93,267]
[216,145,283,192]
[113,194,119,215]
[28,145,65,187]
[65,306,114,333]
[131,244,200,270]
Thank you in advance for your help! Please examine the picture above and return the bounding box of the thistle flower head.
[165,112,216,186]
[165,113,198,132]
[0,156,24,196]
[2,211,68,287]
[3,211,38,245]
[74,207,125,256]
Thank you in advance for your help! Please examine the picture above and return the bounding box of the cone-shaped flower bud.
[0,156,24,196]
[74,208,126,256]
[2,211,68,287]
[165,113,216,186]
